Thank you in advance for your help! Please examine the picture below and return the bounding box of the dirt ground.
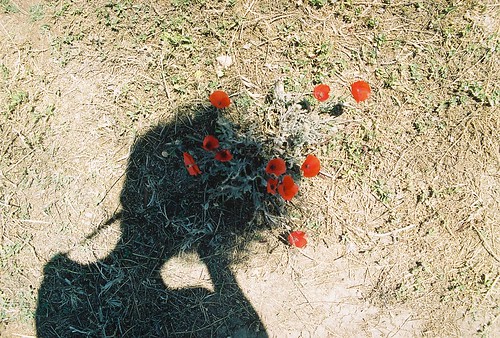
[1,0,499,337]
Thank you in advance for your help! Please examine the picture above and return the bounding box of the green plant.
[1,0,18,13]
[29,4,44,21]
[7,91,28,113]
[371,179,391,204]
[0,63,9,80]
[309,0,327,8]
[366,17,378,29]
[460,81,488,103]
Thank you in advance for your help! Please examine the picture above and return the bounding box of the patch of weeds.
[95,1,135,32]
[309,0,327,8]
[427,60,449,81]
[409,63,422,82]
[341,137,368,174]
[282,76,308,97]
[445,279,466,297]
[7,91,28,113]
[125,105,144,123]
[0,63,9,80]
[310,42,336,80]
[160,31,193,48]
[31,104,55,124]
[105,0,132,16]
[170,75,187,94]
[375,67,394,89]
[313,42,332,60]
[305,220,322,230]
[216,18,239,37]
[412,114,447,134]
[207,80,220,91]
[0,290,10,321]
[413,118,429,134]
[439,4,457,17]
[52,1,71,18]
[234,93,253,110]
[61,32,85,45]
[490,89,500,106]
[50,32,85,66]
[0,242,24,269]
[371,179,391,204]
[438,185,463,197]
[40,23,51,32]
[479,273,495,292]
[459,81,488,104]
[0,289,36,324]
[408,262,427,292]
[394,261,430,302]
[366,17,379,29]
[395,283,410,302]
[172,0,196,8]
[29,4,45,21]
[101,11,120,31]
[168,15,188,31]
[330,57,348,73]
[365,47,378,64]
[159,16,196,50]
[278,22,297,36]
[0,0,18,13]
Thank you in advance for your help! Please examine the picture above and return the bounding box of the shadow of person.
[36,106,270,337]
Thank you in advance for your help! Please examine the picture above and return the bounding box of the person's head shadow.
[36,104,276,337]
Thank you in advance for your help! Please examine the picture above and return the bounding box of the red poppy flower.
[265,158,286,176]
[278,175,299,201]
[183,152,201,176]
[313,84,330,102]
[215,149,233,162]
[209,90,231,109]
[301,154,321,177]
[350,80,371,103]
[267,178,278,195]
[202,135,219,151]
[288,230,307,248]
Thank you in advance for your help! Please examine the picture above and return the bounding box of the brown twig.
[472,225,500,263]
[366,224,417,238]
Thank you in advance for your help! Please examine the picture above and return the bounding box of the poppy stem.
[365,223,417,238]
[297,249,315,261]
[290,266,314,309]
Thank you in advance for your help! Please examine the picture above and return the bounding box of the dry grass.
[0,0,499,337]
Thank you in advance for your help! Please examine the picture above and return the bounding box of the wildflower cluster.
[263,153,321,203]
[261,154,320,249]
[182,136,233,176]
[181,80,371,249]
[203,135,233,162]
[265,158,298,201]
[314,80,371,104]
[180,92,261,207]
